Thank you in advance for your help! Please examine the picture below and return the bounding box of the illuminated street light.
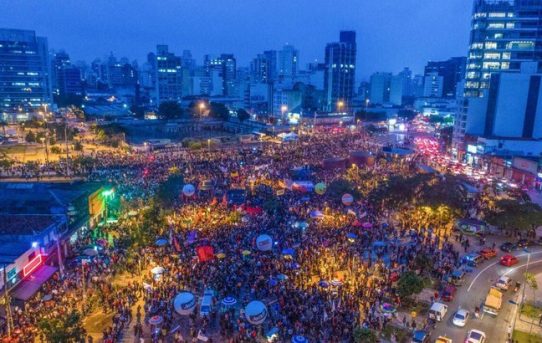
[337,100,344,113]
[199,102,206,119]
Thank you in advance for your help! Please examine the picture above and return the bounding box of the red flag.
[196,245,214,263]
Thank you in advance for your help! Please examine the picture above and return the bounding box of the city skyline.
[2,0,472,79]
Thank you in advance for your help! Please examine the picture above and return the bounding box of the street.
[432,247,542,342]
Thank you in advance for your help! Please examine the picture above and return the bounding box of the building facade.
[324,31,357,112]
[0,29,52,122]
[154,45,183,104]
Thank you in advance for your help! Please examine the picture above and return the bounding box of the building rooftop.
[0,182,102,236]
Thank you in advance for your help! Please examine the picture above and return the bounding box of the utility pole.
[64,121,69,178]
[3,265,13,337]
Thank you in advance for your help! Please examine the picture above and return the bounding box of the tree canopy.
[158,101,184,119]
[155,173,185,208]
[38,310,86,343]
[397,271,425,298]
[485,199,542,231]
[237,108,250,122]
[209,102,230,120]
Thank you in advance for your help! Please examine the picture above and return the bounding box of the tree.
[25,131,36,143]
[158,101,183,119]
[209,102,230,120]
[327,179,360,202]
[485,199,542,231]
[237,108,250,122]
[38,310,86,343]
[155,173,185,208]
[67,105,85,120]
[353,327,378,343]
[0,120,7,137]
[73,141,83,151]
[397,271,424,298]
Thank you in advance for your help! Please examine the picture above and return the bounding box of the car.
[452,308,469,327]
[500,254,519,267]
[495,275,513,291]
[463,253,484,267]
[411,330,429,343]
[479,247,497,259]
[434,337,452,343]
[465,329,486,343]
[517,239,534,248]
[441,284,457,302]
[500,242,517,252]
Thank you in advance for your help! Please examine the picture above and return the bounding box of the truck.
[482,287,503,316]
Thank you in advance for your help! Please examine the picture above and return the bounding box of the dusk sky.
[2,0,472,79]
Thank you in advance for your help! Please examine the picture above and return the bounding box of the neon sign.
[23,254,42,277]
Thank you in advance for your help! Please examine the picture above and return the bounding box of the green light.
[102,189,114,197]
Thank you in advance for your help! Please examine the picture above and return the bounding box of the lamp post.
[199,102,206,120]
[337,100,345,113]
[281,105,288,124]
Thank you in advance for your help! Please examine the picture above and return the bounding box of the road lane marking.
[467,250,542,292]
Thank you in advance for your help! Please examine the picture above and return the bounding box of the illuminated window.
[488,23,505,29]
[506,23,515,29]
[471,43,484,49]
[494,33,503,39]
[507,41,535,50]
[489,12,506,18]
[485,42,497,49]
[466,72,479,79]
[502,52,511,60]
[483,62,500,69]
[501,62,510,70]
[484,53,501,60]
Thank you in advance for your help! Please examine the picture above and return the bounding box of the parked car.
[500,242,516,252]
[465,329,486,343]
[463,253,484,267]
[411,330,429,343]
[428,302,448,322]
[500,254,519,267]
[434,337,452,343]
[495,275,513,291]
[449,270,465,286]
[441,284,457,302]
[452,308,469,327]
[517,239,534,248]
[479,247,497,259]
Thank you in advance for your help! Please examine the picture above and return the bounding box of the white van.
[495,275,512,291]
[199,289,215,318]
[428,302,448,322]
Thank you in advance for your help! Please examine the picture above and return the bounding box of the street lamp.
[337,100,345,113]
[281,105,288,124]
[199,102,206,119]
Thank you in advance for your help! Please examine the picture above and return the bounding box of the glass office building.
[0,29,52,122]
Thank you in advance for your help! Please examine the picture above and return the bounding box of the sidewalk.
[514,273,542,338]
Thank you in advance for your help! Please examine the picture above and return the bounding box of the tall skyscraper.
[390,68,412,106]
[454,0,542,150]
[278,44,298,80]
[369,72,392,105]
[251,50,277,83]
[203,54,237,96]
[154,45,183,104]
[0,29,52,121]
[324,31,357,112]
[424,57,466,98]
[423,72,444,98]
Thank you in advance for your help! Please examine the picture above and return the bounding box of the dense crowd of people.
[1,130,477,342]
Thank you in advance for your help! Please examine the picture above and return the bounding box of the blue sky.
[2,0,472,79]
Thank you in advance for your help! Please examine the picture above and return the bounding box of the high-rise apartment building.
[369,72,392,105]
[390,68,412,106]
[324,31,357,112]
[454,0,542,150]
[251,51,277,83]
[154,45,183,104]
[424,57,466,98]
[278,44,298,80]
[203,54,237,96]
[0,29,52,121]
